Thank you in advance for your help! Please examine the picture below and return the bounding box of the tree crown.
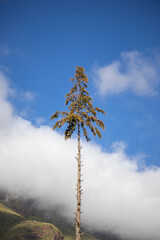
[51,66,106,141]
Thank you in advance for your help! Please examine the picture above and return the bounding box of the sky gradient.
[0,0,160,166]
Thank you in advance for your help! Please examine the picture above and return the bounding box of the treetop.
[51,66,106,141]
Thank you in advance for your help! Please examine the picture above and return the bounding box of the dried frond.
[50,111,60,120]
[94,107,106,115]
[51,66,106,141]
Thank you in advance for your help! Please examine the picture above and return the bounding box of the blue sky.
[0,0,160,167]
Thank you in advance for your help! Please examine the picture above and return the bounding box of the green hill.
[0,202,63,240]
[0,202,23,237]
[3,220,63,240]
[0,193,99,240]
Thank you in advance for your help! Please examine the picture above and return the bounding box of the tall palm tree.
[51,66,105,240]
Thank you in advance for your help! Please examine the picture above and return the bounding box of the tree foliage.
[51,66,106,141]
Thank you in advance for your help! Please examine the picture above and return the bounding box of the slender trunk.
[75,122,83,240]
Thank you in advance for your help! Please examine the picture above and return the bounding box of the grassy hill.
[0,202,63,240]
[0,192,99,240]
[3,220,63,240]
[0,202,23,238]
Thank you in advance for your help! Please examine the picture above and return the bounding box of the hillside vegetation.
[0,202,23,238]
[3,220,63,240]
[0,192,99,240]
[0,201,63,240]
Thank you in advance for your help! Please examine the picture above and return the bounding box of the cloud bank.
[94,50,160,96]
[0,71,160,240]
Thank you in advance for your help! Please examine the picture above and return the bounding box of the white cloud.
[0,72,15,130]
[23,91,36,101]
[94,50,159,96]
[0,71,160,240]
[35,117,46,126]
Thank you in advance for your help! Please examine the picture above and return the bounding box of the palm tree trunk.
[75,122,82,240]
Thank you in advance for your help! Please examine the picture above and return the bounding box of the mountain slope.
[0,202,64,240]
[0,202,23,237]
[0,195,99,240]
[3,220,63,240]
